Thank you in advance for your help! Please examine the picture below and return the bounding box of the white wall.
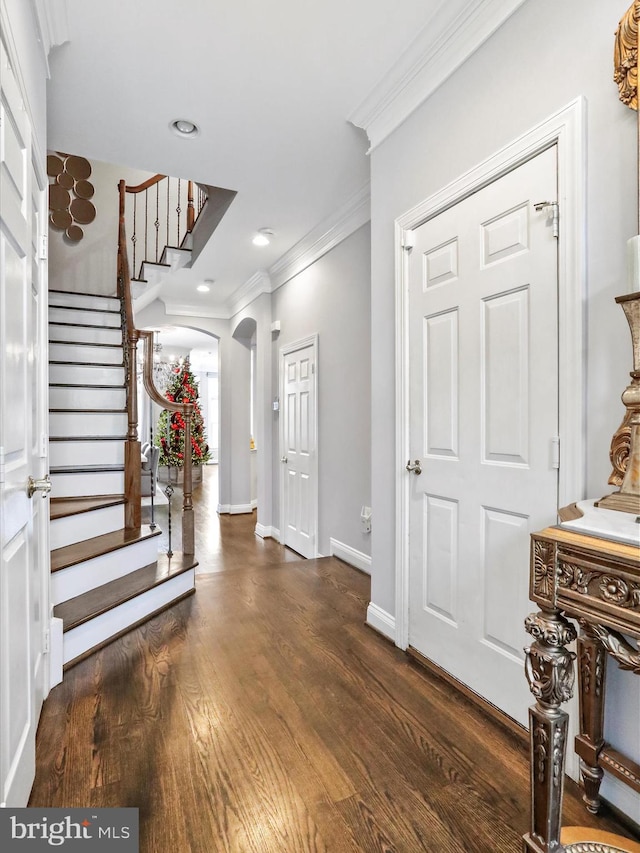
[48,158,153,295]
[369,0,639,821]
[271,223,372,559]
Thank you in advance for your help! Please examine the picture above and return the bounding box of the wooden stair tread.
[50,435,127,442]
[53,552,197,632]
[49,382,126,390]
[49,360,124,367]
[49,320,121,331]
[51,525,162,572]
[49,304,120,316]
[50,288,119,300]
[50,340,123,349]
[50,495,126,520]
[49,406,127,413]
[50,463,124,474]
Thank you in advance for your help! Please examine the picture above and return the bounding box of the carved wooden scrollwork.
[614,1,640,109]
[565,844,629,853]
[532,539,556,602]
[588,623,640,674]
[607,410,633,486]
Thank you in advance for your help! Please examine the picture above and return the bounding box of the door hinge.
[0,446,4,485]
[402,230,416,251]
[43,629,50,654]
[39,233,48,260]
[40,433,48,458]
[534,201,559,238]
[551,436,560,469]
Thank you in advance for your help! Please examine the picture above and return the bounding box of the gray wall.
[369,0,638,820]
[271,223,372,559]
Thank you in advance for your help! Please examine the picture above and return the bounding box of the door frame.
[394,97,586,650]
[279,334,319,556]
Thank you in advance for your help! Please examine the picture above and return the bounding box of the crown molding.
[268,182,370,291]
[348,0,527,151]
[161,299,232,320]
[31,0,69,75]
[227,270,272,318]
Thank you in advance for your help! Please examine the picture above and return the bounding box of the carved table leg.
[575,623,607,814]
[523,608,577,853]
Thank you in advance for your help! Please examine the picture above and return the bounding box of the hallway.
[29,469,635,851]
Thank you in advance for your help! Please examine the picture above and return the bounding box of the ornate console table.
[523,506,640,853]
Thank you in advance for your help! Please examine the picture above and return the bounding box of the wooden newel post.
[182,403,194,555]
[187,180,195,232]
[125,329,141,529]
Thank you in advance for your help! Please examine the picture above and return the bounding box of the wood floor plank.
[30,467,640,852]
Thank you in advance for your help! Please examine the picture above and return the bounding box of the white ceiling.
[46,0,519,323]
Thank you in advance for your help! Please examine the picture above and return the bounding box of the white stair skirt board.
[62,569,195,665]
[49,343,123,365]
[49,386,127,411]
[48,307,121,328]
[49,292,120,312]
[50,440,124,468]
[49,617,64,689]
[50,411,128,437]
[49,363,125,385]
[329,538,371,575]
[366,602,396,642]
[48,325,123,346]
[50,503,125,551]
[51,536,160,604]
[50,469,124,498]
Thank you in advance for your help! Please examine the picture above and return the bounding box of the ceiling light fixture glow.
[170,119,199,138]
[197,284,210,293]
[252,228,273,247]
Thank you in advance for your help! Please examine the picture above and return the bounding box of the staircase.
[48,289,196,670]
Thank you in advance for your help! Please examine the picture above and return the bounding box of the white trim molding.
[31,0,69,75]
[255,522,277,539]
[217,503,254,515]
[227,270,272,319]
[349,0,527,151]
[394,98,587,651]
[269,184,370,290]
[366,603,396,642]
[329,538,371,574]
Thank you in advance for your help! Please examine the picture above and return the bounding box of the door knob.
[405,459,422,475]
[281,456,288,463]
[28,474,52,498]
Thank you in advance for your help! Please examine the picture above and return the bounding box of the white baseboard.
[49,616,64,689]
[251,498,258,509]
[329,538,371,574]
[255,523,275,539]
[217,503,254,515]
[366,602,396,642]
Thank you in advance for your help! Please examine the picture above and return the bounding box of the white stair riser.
[50,440,125,468]
[49,292,120,312]
[49,324,122,345]
[50,411,128,436]
[49,385,126,410]
[49,363,125,385]
[50,503,125,550]
[62,569,195,664]
[49,343,123,365]
[52,537,160,604]
[49,307,121,328]
[51,469,124,498]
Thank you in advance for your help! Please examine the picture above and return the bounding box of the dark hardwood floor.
[30,467,638,852]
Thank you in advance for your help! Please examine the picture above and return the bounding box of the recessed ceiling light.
[197,284,210,293]
[170,119,199,138]
[252,228,273,247]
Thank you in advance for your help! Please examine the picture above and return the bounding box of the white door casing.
[406,146,559,726]
[395,98,586,656]
[280,336,318,558]
[0,38,50,806]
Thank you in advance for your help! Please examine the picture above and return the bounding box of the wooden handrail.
[125,174,166,194]
[117,180,195,555]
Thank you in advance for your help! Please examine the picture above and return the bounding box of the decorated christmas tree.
[155,360,210,467]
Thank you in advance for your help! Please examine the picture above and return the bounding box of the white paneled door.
[407,146,559,726]
[280,337,318,558]
[0,41,50,805]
